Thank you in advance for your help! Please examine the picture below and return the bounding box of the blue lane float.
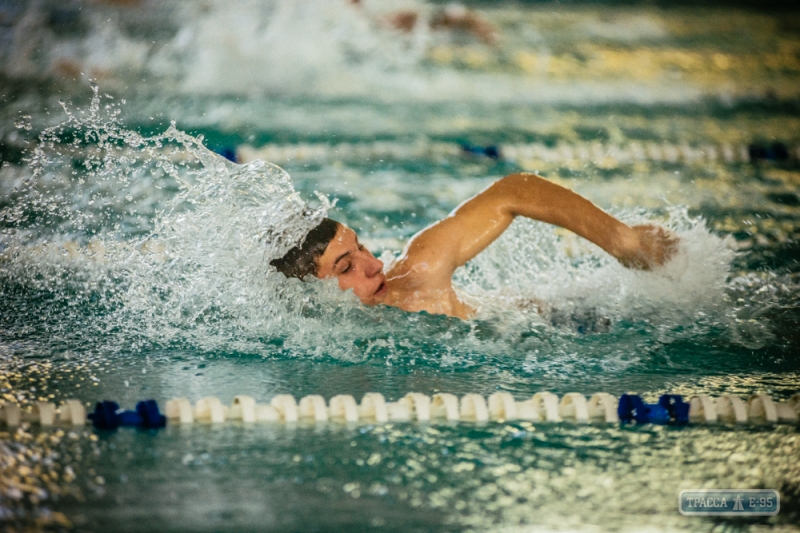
[460,142,502,160]
[1,392,797,429]
[88,400,166,430]
[617,394,690,425]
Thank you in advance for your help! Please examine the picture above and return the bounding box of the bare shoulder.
[386,221,457,289]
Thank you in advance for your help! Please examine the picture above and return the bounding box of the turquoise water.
[1,1,799,531]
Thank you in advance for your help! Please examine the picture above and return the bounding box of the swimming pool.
[1,1,799,531]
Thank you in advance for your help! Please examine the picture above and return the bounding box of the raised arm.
[392,173,676,286]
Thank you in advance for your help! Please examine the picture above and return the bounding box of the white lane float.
[237,140,773,167]
[270,394,298,423]
[532,392,562,422]
[386,401,411,421]
[359,393,389,423]
[4,392,799,429]
[2,403,22,426]
[59,399,87,426]
[688,395,718,424]
[195,396,226,423]
[34,402,57,426]
[716,395,748,424]
[460,394,489,422]
[559,393,590,423]
[166,398,194,424]
[488,392,517,421]
[400,393,432,422]
[299,395,329,423]
[746,393,798,424]
[1,400,86,427]
[329,395,359,423]
[431,393,460,421]
[231,395,257,423]
[588,393,619,423]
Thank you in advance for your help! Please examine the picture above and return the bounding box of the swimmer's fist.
[616,224,678,270]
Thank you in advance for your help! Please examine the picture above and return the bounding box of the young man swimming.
[271,172,677,319]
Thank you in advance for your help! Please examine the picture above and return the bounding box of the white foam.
[455,208,736,331]
[0,0,702,105]
[1,91,790,371]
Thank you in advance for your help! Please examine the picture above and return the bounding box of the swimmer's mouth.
[375,281,387,296]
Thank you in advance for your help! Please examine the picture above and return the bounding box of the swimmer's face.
[315,225,388,305]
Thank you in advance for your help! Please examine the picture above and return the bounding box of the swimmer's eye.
[341,262,351,274]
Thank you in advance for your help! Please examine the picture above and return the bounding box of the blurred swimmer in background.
[271,173,678,319]
[349,0,499,45]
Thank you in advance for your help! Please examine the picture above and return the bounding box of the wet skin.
[315,225,475,318]
[315,226,388,307]
[315,173,677,319]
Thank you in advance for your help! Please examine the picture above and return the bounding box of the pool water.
[1,1,799,531]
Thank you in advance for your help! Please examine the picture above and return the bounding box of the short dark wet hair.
[270,218,340,280]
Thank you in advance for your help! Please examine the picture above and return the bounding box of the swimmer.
[349,1,498,46]
[271,173,677,319]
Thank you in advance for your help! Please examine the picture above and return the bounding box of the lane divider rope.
[1,392,798,429]
[237,141,799,166]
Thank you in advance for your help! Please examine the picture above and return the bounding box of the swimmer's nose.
[365,255,383,277]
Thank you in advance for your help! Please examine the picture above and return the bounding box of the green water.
[1,1,800,531]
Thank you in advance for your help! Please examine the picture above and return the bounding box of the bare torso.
[315,173,677,319]
[383,276,474,319]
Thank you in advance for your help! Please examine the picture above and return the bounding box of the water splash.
[0,90,791,377]
[0,0,708,106]
[1,86,332,357]
[456,209,735,324]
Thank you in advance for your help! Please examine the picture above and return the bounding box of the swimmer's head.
[270,218,340,280]
[270,218,387,305]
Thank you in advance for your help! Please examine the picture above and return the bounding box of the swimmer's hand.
[616,224,678,270]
